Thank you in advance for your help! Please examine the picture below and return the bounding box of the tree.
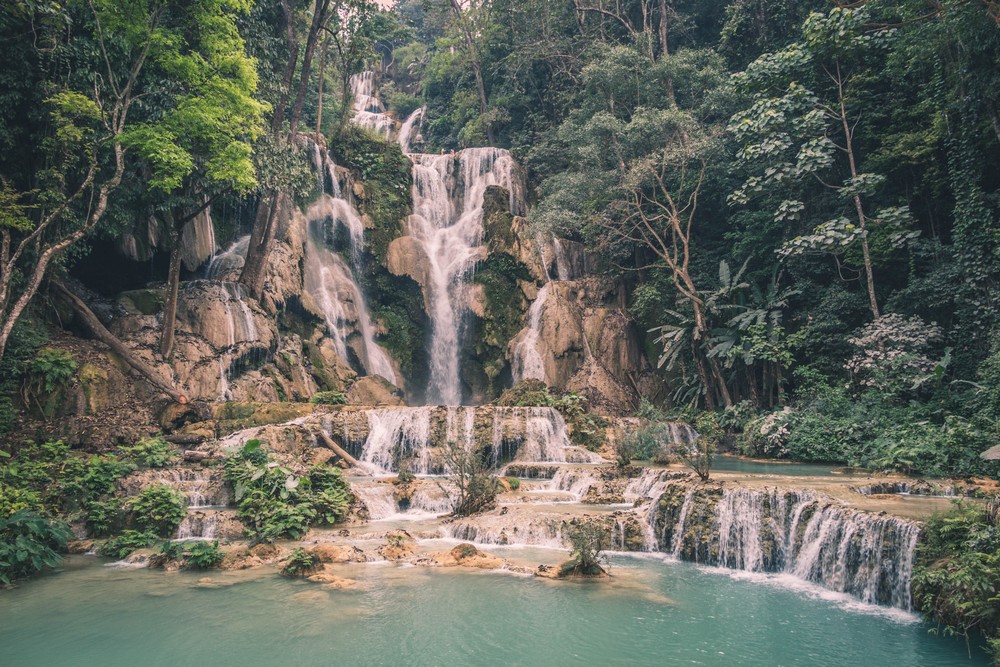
[728,7,917,321]
[0,1,152,362]
[239,0,334,300]
[441,438,499,516]
[121,0,265,359]
[560,521,610,576]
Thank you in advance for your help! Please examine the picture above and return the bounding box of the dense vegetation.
[0,0,998,649]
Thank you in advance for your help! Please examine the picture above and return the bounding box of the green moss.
[472,252,531,393]
[118,289,165,316]
[329,125,411,263]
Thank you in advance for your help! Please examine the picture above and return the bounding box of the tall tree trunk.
[658,0,669,58]
[835,61,879,320]
[239,191,280,300]
[289,0,332,136]
[316,33,330,137]
[241,0,329,299]
[160,216,183,361]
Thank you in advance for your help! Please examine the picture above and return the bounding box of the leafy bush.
[913,502,1000,663]
[22,348,77,417]
[505,477,521,491]
[97,530,156,560]
[121,436,178,468]
[845,314,944,396]
[160,539,223,569]
[281,547,321,577]
[127,484,186,537]
[24,348,77,394]
[305,466,351,525]
[85,498,125,537]
[0,483,42,517]
[310,391,347,405]
[0,510,72,584]
[739,382,1000,477]
[222,442,348,542]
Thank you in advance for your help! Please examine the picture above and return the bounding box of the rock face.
[506,275,648,415]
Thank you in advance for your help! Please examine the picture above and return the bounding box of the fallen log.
[182,450,213,462]
[314,429,361,467]
[50,280,189,404]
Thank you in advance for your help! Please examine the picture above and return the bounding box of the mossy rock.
[118,288,166,316]
[77,362,109,415]
[211,402,315,431]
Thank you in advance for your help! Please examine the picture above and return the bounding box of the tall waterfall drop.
[408,149,521,404]
[301,140,396,384]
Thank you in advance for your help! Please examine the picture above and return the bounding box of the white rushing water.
[301,139,396,384]
[511,282,550,384]
[358,407,435,474]
[206,235,250,279]
[407,149,521,404]
[650,485,921,609]
[350,72,394,139]
[397,106,424,153]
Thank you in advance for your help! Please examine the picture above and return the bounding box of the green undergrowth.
[913,502,1000,663]
[222,439,352,543]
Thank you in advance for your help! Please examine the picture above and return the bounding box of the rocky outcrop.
[506,276,648,415]
[345,376,405,406]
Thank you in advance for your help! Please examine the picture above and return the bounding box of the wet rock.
[346,376,405,406]
[308,544,369,564]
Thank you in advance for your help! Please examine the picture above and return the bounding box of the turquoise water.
[0,554,985,666]
[711,455,843,477]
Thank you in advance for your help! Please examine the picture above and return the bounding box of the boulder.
[346,376,405,406]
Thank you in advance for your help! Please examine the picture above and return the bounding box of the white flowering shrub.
[845,313,943,395]
[739,407,794,457]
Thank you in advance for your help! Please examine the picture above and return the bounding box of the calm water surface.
[0,553,985,666]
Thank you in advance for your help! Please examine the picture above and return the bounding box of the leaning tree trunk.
[51,281,188,403]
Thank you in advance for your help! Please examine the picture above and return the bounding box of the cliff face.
[50,112,654,419]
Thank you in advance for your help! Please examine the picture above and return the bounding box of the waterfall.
[205,281,259,348]
[445,512,566,548]
[349,72,394,139]
[511,283,550,384]
[547,467,600,500]
[352,483,398,520]
[176,510,223,540]
[489,406,604,464]
[206,235,250,279]
[652,485,921,609]
[445,406,477,451]
[408,148,521,404]
[132,469,229,509]
[358,407,435,474]
[301,153,397,383]
[398,106,425,153]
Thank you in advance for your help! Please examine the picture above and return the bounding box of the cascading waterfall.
[546,467,600,500]
[206,235,250,279]
[491,406,604,464]
[358,407,434,474]
[651,485,921,609]
[349,71,394,138]
[408,148,521,405]
[301,143,397,384]
[398,106,424,153]
[511,282,550,384]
